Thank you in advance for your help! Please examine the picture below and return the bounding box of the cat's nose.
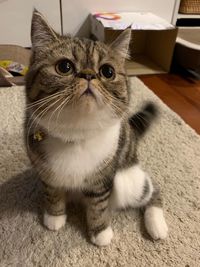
[77,69,96,81]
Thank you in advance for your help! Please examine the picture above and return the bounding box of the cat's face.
[26,10,131,136]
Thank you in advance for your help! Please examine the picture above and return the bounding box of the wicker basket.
[179,0,200,14]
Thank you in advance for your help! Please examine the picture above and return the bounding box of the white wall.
[0,0,61,46]
[62,0,176,36]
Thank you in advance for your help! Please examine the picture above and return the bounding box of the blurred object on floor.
[0,45,31,86]
[0,67,25,87]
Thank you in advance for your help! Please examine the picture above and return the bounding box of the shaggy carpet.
[0,78,199,267]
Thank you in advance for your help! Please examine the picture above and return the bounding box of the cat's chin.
[78,100,99,115]
[77,91,104,112]
[61,95,104,118]
[79,92,97,103]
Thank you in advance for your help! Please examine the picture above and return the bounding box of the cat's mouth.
[80,86,96,99]
[82,87,94,96]
[78,83,104,108]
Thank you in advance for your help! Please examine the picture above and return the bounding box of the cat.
[25,9,168,246]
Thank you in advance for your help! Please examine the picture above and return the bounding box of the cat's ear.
[110,28,131,59]
[31,9,59,49]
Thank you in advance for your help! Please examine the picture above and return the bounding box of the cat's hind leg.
[144,186,168,240]
[110,165,168,239]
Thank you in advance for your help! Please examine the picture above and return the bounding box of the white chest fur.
[44,123,121,189]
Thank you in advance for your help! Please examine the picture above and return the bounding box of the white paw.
[43,212,66,231]
[110,165,153,210]
[144,207,168,240]
[91,226,113,246]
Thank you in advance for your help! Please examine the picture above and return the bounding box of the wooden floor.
[139,74,200,134]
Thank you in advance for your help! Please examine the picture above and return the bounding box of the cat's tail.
[129,102,158,137]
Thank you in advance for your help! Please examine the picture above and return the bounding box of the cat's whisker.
[26,106,50,153]
[27,85,75,112]
[47,95,72,132]
[26,97,62,152]
[47,97,65,133]
[97,84,127,117]
[108,97,128,116]
[27,84,74,108]
[27,90,64,104]
[33,97,64,132]
[54,99,67,129]
[27,99,55,129]
[26,92,64,128]
[55,95,74,128]
[103,94,124,116]
[26,92,64,109]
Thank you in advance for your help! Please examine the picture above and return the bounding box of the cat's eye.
[99,64,115,80]
[55,59,74,75]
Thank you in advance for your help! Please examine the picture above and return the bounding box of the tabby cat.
[25,10,168,246]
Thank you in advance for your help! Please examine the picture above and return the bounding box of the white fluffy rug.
[0,78,200,266]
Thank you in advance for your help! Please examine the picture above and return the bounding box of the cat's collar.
[33,130,76,144]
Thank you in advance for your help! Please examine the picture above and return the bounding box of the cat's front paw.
[144,207,168,240]
[43,212,66,231]
[91,226,113,246]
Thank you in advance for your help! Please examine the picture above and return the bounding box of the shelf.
[177,13,200,19]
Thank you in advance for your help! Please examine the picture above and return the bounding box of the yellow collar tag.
[33,131,44,142]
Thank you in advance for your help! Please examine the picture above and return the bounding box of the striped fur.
[25,10,168,246]
[129,102,158,137]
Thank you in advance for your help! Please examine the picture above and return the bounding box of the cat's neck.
[42,121,121,144]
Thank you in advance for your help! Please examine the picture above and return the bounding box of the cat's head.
[26,10,131,139]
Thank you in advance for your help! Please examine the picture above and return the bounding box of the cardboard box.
[91,12,178,76]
